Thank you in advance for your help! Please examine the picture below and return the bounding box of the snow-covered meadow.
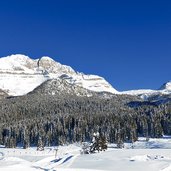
[1,137,171,171]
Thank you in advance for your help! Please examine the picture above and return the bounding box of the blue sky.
[0,0,170,91]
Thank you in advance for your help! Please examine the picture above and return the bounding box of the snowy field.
[1,137,171,171]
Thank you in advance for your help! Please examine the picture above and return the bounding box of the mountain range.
[0,54,170,100]
[0,54,117,96]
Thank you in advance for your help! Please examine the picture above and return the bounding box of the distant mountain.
[122,81,171,100]
[0,54,118,96]
[159,81,171,91]
[0,54,170,100]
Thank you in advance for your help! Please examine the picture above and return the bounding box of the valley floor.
[1,137,171,171]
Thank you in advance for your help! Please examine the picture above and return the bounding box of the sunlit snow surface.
[1,137,171,171]
[0,54,171,97]
[0,54,118,96]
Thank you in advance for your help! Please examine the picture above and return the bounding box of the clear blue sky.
[0,0,170,91]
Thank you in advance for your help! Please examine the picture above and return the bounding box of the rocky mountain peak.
[0,54,118,96]
[159,81,171,91]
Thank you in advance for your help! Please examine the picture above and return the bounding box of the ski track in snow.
[161,165,171,171]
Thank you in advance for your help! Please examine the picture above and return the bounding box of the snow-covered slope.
[0,54,118,96]
[68,73,117,94]
[159,81,171,91]
[122,81,171,100]
[30,78,95,97]
[1,137,171,171]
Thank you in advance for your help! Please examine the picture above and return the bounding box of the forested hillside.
[0,79,171,149]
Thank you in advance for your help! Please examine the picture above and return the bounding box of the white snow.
[159,81,171,91]
[0,54,171,98]
[1,137,171,171]
[121,88,171,99]
[0,54,36,73]
[0,73,48,96]
[0,54,118,96]
[71,74,118,94]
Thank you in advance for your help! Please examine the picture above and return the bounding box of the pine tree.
[37,136,44,151]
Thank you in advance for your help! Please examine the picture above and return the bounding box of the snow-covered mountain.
[121,81,171,100]
[0,54,118,96]
[29,78,95,97]
[159,81,171,91]
[0,54,170,99]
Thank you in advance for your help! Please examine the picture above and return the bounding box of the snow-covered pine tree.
[90,132,107,153]
[37,136,44,151]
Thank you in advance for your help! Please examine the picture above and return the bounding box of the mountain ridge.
[0,54,118,96]
[0,54,170,99]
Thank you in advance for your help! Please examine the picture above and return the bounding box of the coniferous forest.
[0,79,171,149]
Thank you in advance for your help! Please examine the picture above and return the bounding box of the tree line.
[0,91,171,149]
